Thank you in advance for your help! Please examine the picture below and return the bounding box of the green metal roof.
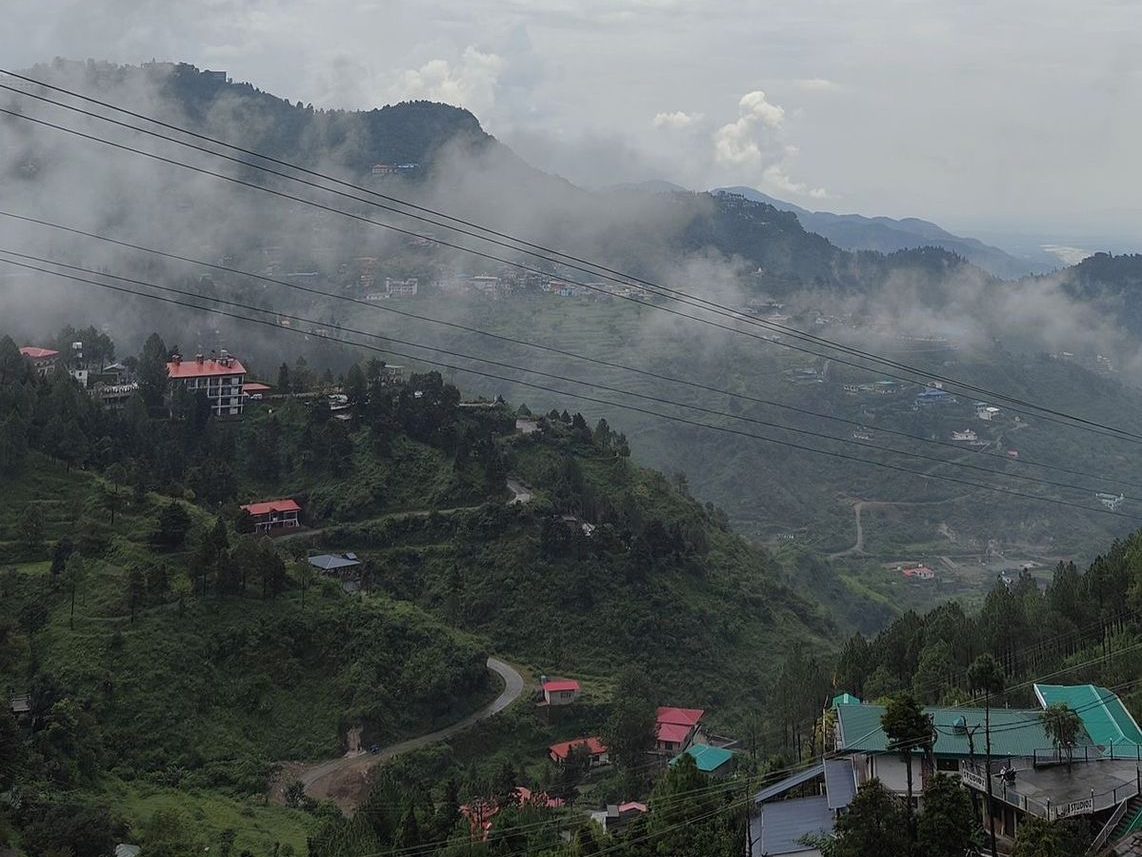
[672,743,734,773]
[832,693,861,708]
[835,702,1078,759]
[1035,684,1142,749]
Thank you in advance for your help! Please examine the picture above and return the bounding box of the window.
[937,757,959,772]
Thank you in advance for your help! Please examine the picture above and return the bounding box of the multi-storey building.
[166,351,247,417]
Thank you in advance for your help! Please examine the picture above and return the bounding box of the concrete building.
[166,352,247,417]
[19,346,59,377]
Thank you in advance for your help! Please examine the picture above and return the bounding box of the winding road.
[281,657,524,812]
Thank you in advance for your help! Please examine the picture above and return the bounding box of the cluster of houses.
[19,343,140,409]
[749,684,1142,857]
[18,341,281,418]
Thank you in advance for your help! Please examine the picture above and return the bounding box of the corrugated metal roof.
[823,759,856,810]
[308,554,361,571]
[757,795,833,856]
[835,702,1070,758]
[754,763,825,804]
[672,743,734,773]
[1035,684,1142,748]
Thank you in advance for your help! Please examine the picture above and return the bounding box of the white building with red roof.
[542,678,582,706]
[241,499,301,534]
[166,351,247,417]
[19,346,60,378]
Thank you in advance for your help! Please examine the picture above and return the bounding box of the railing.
[1089,800,1130,855]
[959,760,1139,821]
[1033,744,1142,766]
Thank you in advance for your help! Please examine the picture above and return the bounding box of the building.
[1097,492,1126,511]
[590,801,647,833]
[655,707,705,753]
[748,759,856,857]
[241,499,301,533]
[831,686,1142,845]
[977,406,1001,421]
[916,388,953,406]
[242,382,272,401]
[901,565,936,580]
[167,352,247,417]
[19,346,59,377]
[542,679,582,706]
[203,70,228,82]
[951,429,978,442]
[549,737,609,767]
[673,744,735,778]
[94,382,139,410]
[307,553,361,573]
[385,277,419,298]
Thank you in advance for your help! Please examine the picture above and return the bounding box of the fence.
[959,760,1140,821]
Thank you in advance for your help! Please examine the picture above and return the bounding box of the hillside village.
[3,329,1142,857]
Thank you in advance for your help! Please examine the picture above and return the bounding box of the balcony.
[960,757,1140,820]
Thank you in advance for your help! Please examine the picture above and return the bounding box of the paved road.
[290,657,524,811]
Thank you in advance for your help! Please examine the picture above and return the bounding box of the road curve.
[293,656,524,811]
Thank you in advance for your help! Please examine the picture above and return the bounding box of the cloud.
[392,46,505,116]
[653,110,700,130]
[763,165,828,199]
[713,90,785,167]
[794,78,841,92]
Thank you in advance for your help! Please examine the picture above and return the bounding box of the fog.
[2,59,1141,398]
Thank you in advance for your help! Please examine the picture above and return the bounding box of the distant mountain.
[713,186,1058,279]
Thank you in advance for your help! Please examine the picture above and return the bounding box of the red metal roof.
[543,679,581,693]
[242,382,272,393]
[549,737,606,760]
[619,802,648,814]
[656,722,693,745]
[656,707,705,727]
[166,358,247,379]
[20,346,59,359]
[241,499,301,516]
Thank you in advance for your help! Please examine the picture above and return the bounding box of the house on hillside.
[542,679,582,706]
[590,801,647,833]
[655,707,705,754]
[19,346,59,377]
[307,553,361,573]
[242,381,272,401]
[549,737,608,767]
[241,499,301,533]
[673,744,735,778]
[166,351,247,417]
[951,429,978,442]
[915,388,953,406]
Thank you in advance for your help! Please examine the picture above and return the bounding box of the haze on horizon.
[5,0,1141,248]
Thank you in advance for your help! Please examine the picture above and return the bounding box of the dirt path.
[827,493,976,560]
[277,657,525,813]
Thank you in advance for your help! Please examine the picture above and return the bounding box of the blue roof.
[823,759,856,810]
[751,795,834,856]
[755,763,826,804]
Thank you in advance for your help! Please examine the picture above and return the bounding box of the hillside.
[714,185,1057,278]
[0,332,837,854]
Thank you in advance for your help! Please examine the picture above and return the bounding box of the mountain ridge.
[713,184,1059,278]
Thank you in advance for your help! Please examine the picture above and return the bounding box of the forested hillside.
[0,329,836,855]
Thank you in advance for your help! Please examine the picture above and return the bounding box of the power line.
[1,252,1136,525]
[6,208,1139,494]
[0,244,1131,499]
[3,85,1142,447]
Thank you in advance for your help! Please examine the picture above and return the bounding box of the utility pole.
[985,695,998,857]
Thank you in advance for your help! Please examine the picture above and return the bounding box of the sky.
[5,0,1142,244]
